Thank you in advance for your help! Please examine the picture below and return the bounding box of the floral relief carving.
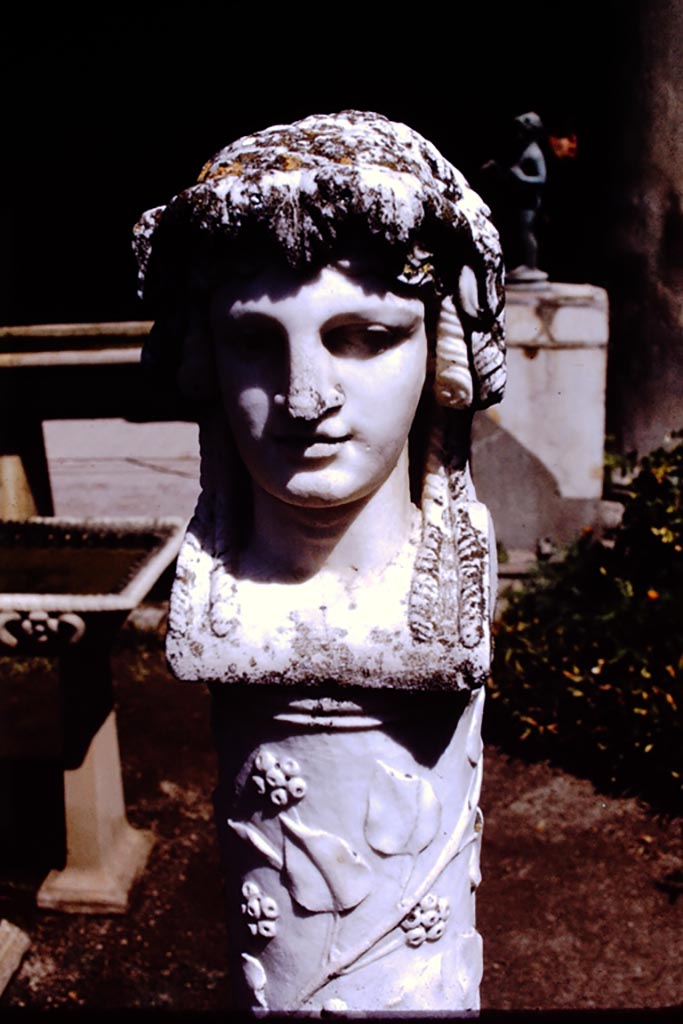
[241,880,280,939]
[252,749,307,808]
[228,745,480,1009]
[400,893,450,947]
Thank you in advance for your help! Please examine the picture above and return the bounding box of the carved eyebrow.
[219,311,285,337]
[223,310,280,325]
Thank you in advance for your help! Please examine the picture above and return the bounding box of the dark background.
[2,3,627,325]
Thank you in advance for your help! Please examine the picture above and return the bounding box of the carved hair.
[133,111,506,650]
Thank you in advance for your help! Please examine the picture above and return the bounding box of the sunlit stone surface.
[135,111,506,1015]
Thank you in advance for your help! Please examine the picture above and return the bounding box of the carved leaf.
[241,953,268,1009]
[465,687,485,766]
[281,814,371,913]
[365,760,441,856]
[440,928,483,1004]
[390,951,446,1010]
[228,819,283,870]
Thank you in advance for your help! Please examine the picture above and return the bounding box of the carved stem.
[400,851,417,899]
[321,910,339,968]
[339,936,402,976]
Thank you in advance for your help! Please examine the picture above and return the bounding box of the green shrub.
[488,434,683,810]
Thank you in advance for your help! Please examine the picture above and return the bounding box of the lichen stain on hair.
[199,160,245,182]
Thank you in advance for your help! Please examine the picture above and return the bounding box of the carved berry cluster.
[241,880,280,939]
[400,892,450,947]
[252,749,307,808]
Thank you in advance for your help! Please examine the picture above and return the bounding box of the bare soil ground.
[1,621,682,1017]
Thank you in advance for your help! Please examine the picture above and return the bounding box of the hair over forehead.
[134,110,505,408]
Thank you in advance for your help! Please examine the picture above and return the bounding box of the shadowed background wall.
[3,2,680,456]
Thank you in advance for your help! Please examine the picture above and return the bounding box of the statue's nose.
[282,339,345,421]
[287,383,334,421]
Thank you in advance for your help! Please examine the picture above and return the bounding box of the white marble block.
[494,282,608,499]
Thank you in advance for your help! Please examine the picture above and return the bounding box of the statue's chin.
[269,474,373,511]
[251,454,404,514]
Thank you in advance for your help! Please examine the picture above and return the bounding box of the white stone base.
[0,920,30,995]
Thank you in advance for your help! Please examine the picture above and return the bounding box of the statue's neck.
[238,447,416,582]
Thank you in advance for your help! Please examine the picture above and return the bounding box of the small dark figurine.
[481,111,548,283]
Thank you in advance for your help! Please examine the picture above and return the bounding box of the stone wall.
[605,0,683,455]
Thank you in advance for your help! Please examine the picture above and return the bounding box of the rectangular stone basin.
[0,517,183,614]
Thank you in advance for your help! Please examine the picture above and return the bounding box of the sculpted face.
[210,265,428,510]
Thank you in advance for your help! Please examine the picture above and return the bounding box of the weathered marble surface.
[134,111,505,1015]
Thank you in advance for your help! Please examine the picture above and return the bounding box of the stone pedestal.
[212,686,485,1015]
[37,710,153,913]
[472,283,611,550]
[502,283,609,500]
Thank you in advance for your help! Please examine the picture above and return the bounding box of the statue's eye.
[324,323,402,358]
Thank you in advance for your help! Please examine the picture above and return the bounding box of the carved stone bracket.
[0,610,86,651]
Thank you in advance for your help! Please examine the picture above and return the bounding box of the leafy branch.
[291,758,482,1009]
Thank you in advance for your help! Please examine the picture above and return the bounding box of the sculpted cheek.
[234,388,270,440]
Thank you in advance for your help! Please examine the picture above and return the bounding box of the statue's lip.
[274,433,352,444]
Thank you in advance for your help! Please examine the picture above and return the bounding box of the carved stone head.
[133,111,506,689]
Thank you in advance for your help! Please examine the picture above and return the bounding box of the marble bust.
[134,111,505,1015]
